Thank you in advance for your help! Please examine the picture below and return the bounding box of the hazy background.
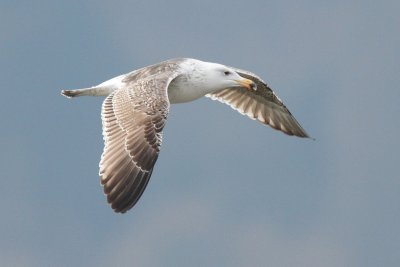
[1,1,399,266]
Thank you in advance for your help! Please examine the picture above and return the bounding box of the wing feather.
[99,73,175,213]
[206,68,310,138]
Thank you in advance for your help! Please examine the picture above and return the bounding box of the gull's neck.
[168,59,218,104]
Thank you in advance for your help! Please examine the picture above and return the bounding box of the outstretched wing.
[206,67,310,138]
[99,76,173,213]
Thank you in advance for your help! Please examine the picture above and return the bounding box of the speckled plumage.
[99,71,177,212]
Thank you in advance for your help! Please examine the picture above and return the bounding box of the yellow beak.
[235,78,257,91]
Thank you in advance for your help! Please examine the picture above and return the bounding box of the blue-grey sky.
[1,1,399,266]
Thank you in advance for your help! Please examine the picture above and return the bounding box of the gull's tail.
[61,74,125,98]
[61,86,114,98]
[61,88,89,98]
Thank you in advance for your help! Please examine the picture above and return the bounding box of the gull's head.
[188,60,257,93]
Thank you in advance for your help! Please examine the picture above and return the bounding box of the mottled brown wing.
[99,78,171,213]
[206,68,310,138]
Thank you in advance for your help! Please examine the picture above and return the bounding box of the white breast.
[167,75,209,104]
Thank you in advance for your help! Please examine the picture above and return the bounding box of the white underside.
[167,74,216,104]
[167,82,207,104]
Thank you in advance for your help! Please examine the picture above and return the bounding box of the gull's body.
[62,58,309,213]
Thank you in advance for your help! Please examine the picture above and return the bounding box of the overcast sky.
[1,1,399,266]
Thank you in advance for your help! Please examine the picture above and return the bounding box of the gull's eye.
[223,70,231,76]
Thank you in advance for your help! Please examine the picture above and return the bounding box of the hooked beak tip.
[236,78,257,91]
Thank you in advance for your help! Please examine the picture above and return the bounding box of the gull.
[61,58,310,213]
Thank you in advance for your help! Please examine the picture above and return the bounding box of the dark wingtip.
[296,130,315,140]
[298,131,315,141]
[300,128,315,140]
[61,89,76,98]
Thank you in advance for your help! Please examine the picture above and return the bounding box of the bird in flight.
[62,58,310,213]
